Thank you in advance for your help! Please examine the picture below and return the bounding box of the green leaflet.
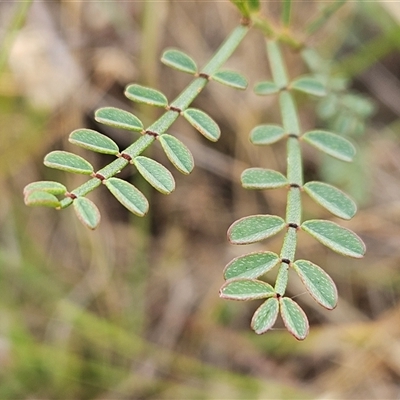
[224,251,280,280]
[44,151,94,175]
[302,130,356,162]
[212,69,248,90]
[161,48,198,74]
[250,124,286,145]
[241,168,288,189]
[304,181,357,220]
[69,129,119,155]
[219,279,275,300]
[125,84,168,108]
[279,297,309,340]
[159,134,194,175]
[182,108,221,142]
[24,191,60,208]
[293,260,338,309]
[95,107,144,132]
[301,219,366,258]
[254,81,280,95]
[23,181,67,196]
[104,177,149,217]
[73,197,101,230]
[228,214,286,245]
[251,297,279,334]
[133,156,175,194]
[290,76,326,97]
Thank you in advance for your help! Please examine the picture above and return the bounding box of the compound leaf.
[24,181,67,196]
[279,297,309,340]
[293,260,338,309]
[251,297,279,334]
[250,124,285,145]
[212,70,248,90]
[105,177,149,217]
[301,219,366,258]
[95,107,143,132]
[69,129,119,155]
[73,197,100,230]
[125,84,168,108]
[304,181,357,220]
[159,134,194,175]
[183,108,220,142]
[290,76,326,97]
[302,130,356,162]
[219,279,275,301]
[44,151,93,175]
[254,80,280,95]
[241,168,288,189]
[228,214,285,245]
[161,48,198,74]
[24,190,60,208]
[134,156,175,194]
[224,251,280,280]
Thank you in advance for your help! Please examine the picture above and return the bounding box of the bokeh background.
[1,1,400,398]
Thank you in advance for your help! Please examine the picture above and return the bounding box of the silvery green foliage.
[220,39,365,340]
[23,1,366,340]
[24,26,250,229]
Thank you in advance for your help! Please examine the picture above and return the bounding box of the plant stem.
[265,41,303,296]
[59,23,249,209]
[305,0,346,35]
[282,0,292,28]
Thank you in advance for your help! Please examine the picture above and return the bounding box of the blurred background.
[1,1,400,398]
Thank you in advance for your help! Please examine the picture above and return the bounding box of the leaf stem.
[265,40,304,296]
[59,24,249,209]
[305,0,346,35]
[282,0,292,28]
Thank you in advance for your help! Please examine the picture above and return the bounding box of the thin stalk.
[305,0,346,35]
[0,0,33,75]
[59,23,249,209]
[282,0,292,28]
[266,41,303,296]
